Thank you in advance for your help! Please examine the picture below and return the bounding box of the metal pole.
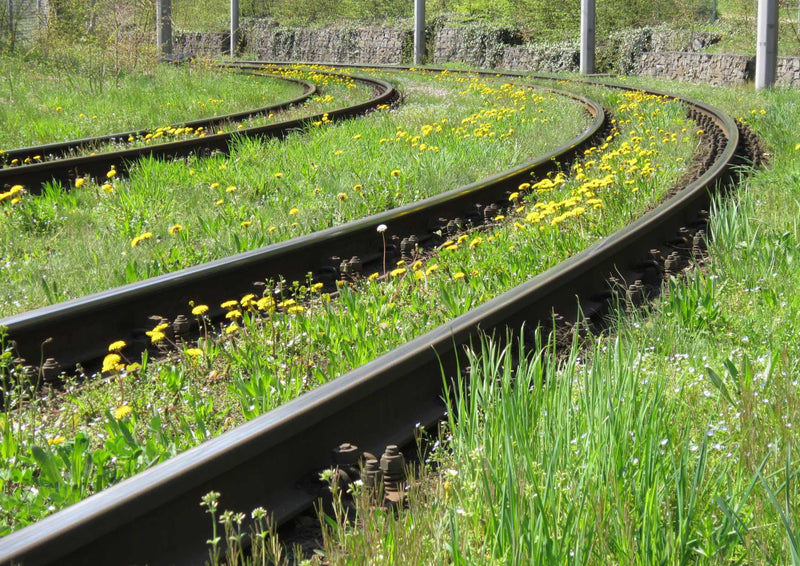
[755,0,778,89]
[156,0,173,57]
[580,0,595,75]
[414,0,425,65]
[230,0,239,57]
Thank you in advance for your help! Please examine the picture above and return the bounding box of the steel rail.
[1,84,603,375]
[0,69,395,195]
[0,69,742,566]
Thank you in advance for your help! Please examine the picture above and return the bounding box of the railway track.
[0,68,394,196]
[0,64,752,565]
[1,77,602,377]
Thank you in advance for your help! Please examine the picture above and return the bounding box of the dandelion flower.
[74,178,86,188]
[101,183,114,193]
[287,305,305,314]
[241,221,252,227]
[273,172,283,179]
[376,224,387,233]
[225,310,242,319]
[47,435,66,446]
[226,185,237,193]
[192,304,209,316]
[390,169,401,177]
[169,224,183,234]
[210,182,220,189]
[337,192,348,201]
[453,272,466,280]
[289,207,299,215]
[114,405,132,419]
[353,184,363,191]
[221,300,238,309]
[146,329,167,343]
[102,353,123,373]
[225,322,240,334]
[108,340,127,352]
[368,272,380,281]
[185,348,204,358]
[106,166,117,179]
[390,267,406,277]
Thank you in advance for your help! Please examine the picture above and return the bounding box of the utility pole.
[230,0,239,57]
[156,0,173,57]
[580,0,595,75]
[755,0,778,89]
[414,0,425,65]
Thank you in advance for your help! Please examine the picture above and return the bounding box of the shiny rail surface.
[0,68,394,195]
[0,65,744,566]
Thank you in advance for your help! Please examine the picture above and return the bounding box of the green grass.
[0,80,696,534]
[0,68,590,317]
[0,57,308,149]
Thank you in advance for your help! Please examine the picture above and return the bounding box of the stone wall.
[777,57,800,87]
[637,52,753,86]
[242,21,409,64]
[174,31,231,57]
[639,52,800,88]
[432,26,522,69]
[175,21,409,64]
[501,43,579,73]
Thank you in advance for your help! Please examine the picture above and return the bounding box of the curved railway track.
[1,79,602,376]
[0,64,753,565]
[0,68,394,196]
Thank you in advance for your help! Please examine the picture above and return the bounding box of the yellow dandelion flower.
[226,185,237,193]
[9,185,23,195]
[185,348,204,358]
[221,300,238,309]
[273,172,283,179]
[287,305,305,314]
[101,183,114,193]
[210,182,220,189]
[108,340,127,352]
[257,297,275,311]
[240,294,256,306]
[225,322,240,334]
[192,304,209,316]
[169,224,183,234]
[426,264,439,275]
[368,272,380,281]
[337,192,348,201]
[390,267,406,277]
[147,330,166,343]
[310,282,324,292]
[390,169,401,177]
[225,310,242,319]
[278,298,296,308]
[106,167,117,179]
[114,405,132,419]
[289,207,299,215]
[241,221,252,227]
[453,272,466,280]
[74,178,86,188]
[353,184,363,191]
[445,244,459,251]
[48,435,66,446]
[102,353,122,373]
